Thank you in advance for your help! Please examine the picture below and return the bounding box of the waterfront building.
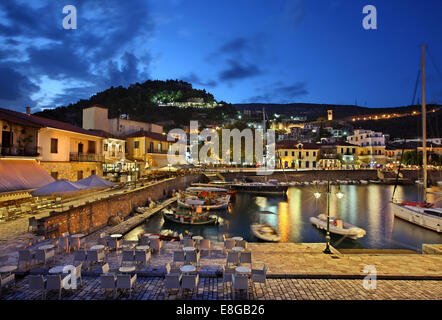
[0,107,104,181]
[82,105,163,138]
[347,129,386,167]
[276,140,320,169]
[125,130,173,174]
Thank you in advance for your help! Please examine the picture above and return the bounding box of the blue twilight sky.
[0,0,441,113]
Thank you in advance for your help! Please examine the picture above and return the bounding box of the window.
[285,151,288,156]
[306,151,309,156]
[51,172,58,179]
[313,151,316,156]
[134,141,139,149]
[50,138,58,153]
[313,161,316,168]
[77,171,83,180]
[158,142,162,152]
[299,151,301,158]
[87,141,96,154]
[91,170,96,175]
[306,161,309,168]
[352,148,355,154]
[291,151,294,156]
[341,148,344,153]
[104,143,108,152]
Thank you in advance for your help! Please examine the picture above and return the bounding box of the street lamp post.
[314,180,344,254]
[323,180,332,254]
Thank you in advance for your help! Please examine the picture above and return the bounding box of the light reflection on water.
[124,185,442,251]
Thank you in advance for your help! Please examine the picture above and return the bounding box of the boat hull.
[250,224,281,242]
[163,212,218,225]
[177,199,229,210]
[309,215,366,239]
[391,202,442,233]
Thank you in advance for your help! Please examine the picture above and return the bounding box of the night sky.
[1,0,441,112]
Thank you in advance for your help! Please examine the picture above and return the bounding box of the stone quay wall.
[37,174,204,237]
[220,169,439,183]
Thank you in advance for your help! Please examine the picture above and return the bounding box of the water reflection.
[124,185,441,251]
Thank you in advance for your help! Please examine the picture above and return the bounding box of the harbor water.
[124,184,442,251]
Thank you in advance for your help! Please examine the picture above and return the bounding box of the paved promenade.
[1,276,441,300]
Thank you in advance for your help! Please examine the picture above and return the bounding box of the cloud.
[249,81,308,103]
[181,73,217,88]
[218,60,262,81]
[0,0,155,111]
[0,67,38,100]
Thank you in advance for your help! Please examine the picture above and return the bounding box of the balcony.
[0,145,40,157]
[147,148,168,154]
[70,152,104,162]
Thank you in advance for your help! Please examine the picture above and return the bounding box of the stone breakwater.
[221,169,438,183]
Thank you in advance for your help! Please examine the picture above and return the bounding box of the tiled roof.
[276,140,320,150]
[0,108,101,138]
[124,130,169,142]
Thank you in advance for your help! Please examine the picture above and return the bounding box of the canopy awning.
[0,159,55,193]
[31,179,89,197]
[76,174,115,188]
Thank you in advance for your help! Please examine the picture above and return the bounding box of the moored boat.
[310,214,366,239]
[250,223,281,242]
[162,208,218,225]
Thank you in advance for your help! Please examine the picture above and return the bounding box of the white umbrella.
[76,174,115,188]
[31,179,89,197]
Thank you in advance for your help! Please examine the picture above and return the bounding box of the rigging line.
[427,46,442,83]
[411,69,420,106]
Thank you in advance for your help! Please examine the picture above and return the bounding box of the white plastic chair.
[28,275,46,299]
[46,275,63,299]
[121,250,135,266]
[116,274,137,298]
[181,274,199,296]
[150,238,162,255]
[135,250,151,266]
[100,273,116,298]
[0,273,15,296]
[185,250,200,267]
[251,264,267,295]
[165,273,181,295]
[172,250,185,266]
[232,273,249,299]
[240,251,252,267]
[18,250,33,270]
[226,251,239,267]
[199,239,211,255]
[35,249,55,267]
[224,239,236,255]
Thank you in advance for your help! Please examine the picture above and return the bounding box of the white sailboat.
[390,45,442,233]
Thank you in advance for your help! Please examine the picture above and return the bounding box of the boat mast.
[421,44,427,203]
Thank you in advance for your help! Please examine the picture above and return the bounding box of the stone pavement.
[1,276,440,300]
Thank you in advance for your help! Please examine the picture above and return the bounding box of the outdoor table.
[180,265,196,273]
[38,244,55,250]
[90,245,105,251]
[235,266,251,274]
[110,234,123,238]
[183,246,195,252]
[119,266,136,273]
[143,233,152,237]
[71,234,84,238]
[148,235,159,240]
[135,245,150,251]
[192,236,203,241]
[231,236,243,241]
[0,265,17,274]
[49,266,65,274]
[232,246,245,252]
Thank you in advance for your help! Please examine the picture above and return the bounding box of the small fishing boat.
[251,210,280,242]
[178,187,231,210]
[360,180,368,184]
[310,214,366,239]
[250,224,281,242]
[162,208,218,225]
